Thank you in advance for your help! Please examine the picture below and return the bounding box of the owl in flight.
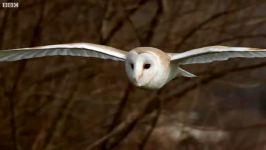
[1,43,266,89]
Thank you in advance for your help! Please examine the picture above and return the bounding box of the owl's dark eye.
[143,63,151,69]
[130,63,134,69]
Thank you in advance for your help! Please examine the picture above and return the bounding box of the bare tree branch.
[6,1,48,150]
[42,77,80,150]
[85,91,161,150]
[164,62,266,102]
[138,97,162,150]
[0,5,9,49]
[101,83,132,150]
[174,6,251,50]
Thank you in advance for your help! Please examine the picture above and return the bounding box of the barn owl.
[1,43,266,89]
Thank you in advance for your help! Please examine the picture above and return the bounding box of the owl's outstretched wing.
[169,46,266,65]
[0,43,127,62]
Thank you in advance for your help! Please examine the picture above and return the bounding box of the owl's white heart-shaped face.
[125,51,159,87]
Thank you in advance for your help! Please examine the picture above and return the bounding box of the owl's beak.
[133,59,144,84]
[134,71,143,83]
[136,75,141,82]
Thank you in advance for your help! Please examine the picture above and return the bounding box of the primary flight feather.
[0,43,127,61]
[1,43,266,89]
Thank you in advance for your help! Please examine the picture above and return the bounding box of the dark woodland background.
[1,0,266,150]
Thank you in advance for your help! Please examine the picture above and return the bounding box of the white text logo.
[2,2,19,8]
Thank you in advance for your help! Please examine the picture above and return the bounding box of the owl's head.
[125,48,160,87]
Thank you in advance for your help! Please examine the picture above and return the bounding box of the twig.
[0,4,9,49]
[138,97,162,150]
[85,91,159,150]
[102,0,148,44]
[101,83,132,149]
[174,8,244,50]
[8,65,25,150]
[143,0,163,45]
[164,62,266,102]
[42,76,80,150]
[86,61,266,150]
[0,2,19,150]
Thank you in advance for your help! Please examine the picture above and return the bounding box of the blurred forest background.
[1,0,266,150]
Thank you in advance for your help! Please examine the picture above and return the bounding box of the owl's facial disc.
[126,52,157,87]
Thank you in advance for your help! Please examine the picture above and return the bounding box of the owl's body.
[1,43,266,89]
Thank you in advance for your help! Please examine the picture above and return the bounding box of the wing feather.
[0,43,127,62]
[170,46,266,65]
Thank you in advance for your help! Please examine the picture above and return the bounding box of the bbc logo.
[2,2,19,8]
